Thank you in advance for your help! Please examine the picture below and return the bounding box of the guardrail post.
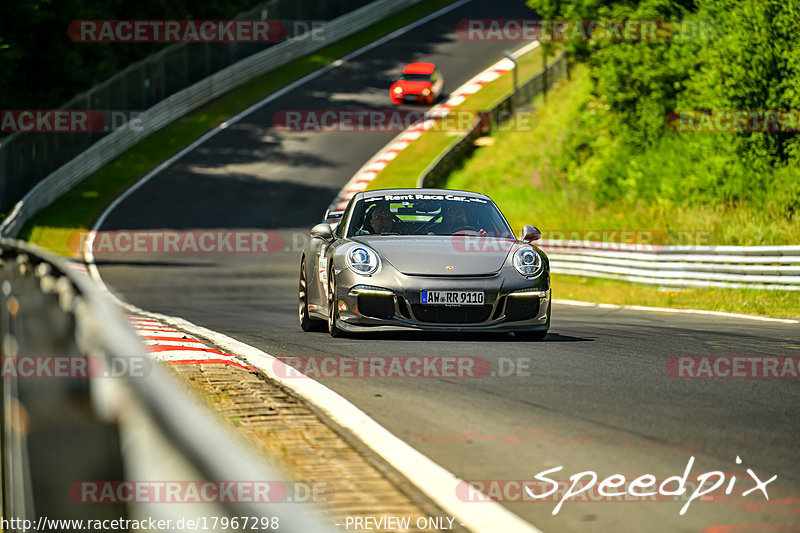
[542,49,548,104]
[0,142,6,211]
[503,50,518,110]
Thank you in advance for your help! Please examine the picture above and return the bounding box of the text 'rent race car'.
[298,189,551,339]
[389,62,444,105]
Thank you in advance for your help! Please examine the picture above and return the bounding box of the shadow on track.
[303,330,593,343]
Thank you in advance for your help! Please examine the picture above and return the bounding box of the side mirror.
[521,225,541,242]
[310,223,334,241]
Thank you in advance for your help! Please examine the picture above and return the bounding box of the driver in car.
[356,204,397,235]
[437,203,487,235]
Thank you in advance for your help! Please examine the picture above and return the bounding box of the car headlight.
[346,247,379,275]
[393,86,403,94]
[513,247,542,277]
[422,88,431,96]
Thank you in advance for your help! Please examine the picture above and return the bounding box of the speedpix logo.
[458,456,777,516]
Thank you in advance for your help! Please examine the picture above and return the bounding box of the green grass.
[366,43,548,190]
[21,0,459,257]
[553,274,800,319]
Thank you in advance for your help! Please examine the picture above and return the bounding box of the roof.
[402,62,436,75]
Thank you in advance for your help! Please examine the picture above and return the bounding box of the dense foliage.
[527,0,800,222]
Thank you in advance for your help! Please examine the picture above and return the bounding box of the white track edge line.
[553,299,799,324]
[83,3,544,532]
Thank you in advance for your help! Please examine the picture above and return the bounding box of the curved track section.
[93,1,800,531]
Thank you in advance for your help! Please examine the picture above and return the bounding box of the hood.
[352,236,516,276]
[393,80,432,94]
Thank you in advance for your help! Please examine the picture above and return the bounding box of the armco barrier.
[0,238,335,531]
[0,0,424,238]
[543,241,800,291]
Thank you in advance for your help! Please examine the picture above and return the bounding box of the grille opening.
[411,305,492,324]
[358,293,395,319]
[505,297,540,321]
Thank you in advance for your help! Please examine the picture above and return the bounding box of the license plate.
[421,290,484,306]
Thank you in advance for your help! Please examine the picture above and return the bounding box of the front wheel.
[327,265,345,338]
[299,258,325,332]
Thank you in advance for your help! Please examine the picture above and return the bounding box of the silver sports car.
[298,189,550,339]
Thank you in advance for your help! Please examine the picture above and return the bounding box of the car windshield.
[400,73,431,82]
[346,195,515,238]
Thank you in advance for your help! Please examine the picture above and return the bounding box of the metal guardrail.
[542,241,800,290]
[418,52,567,189]
[0,239,335,532]
[0,0,424,238]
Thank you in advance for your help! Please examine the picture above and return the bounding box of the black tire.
[299,258,325,332]
[327,265,344,338]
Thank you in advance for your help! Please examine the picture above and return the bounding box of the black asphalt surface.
[94,1,800,531]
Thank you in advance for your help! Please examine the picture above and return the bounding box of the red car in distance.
[389,62,444,105]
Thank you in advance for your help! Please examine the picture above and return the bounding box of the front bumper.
[333,267,550,333]
[391,93,428,104]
